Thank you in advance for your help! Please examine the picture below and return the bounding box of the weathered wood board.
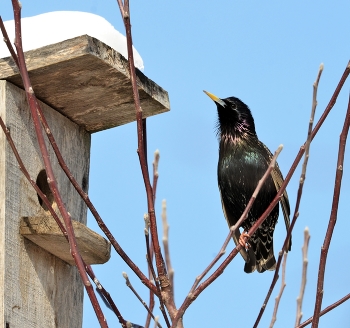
[20,216,111,266]
[0,80,91,328]
[0,35,170,132]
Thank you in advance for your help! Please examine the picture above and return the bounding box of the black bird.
[204,91,291,273]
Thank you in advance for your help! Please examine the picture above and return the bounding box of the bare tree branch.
[269,252,288,328]
[144,213,171,328]
[295,227,311,327]
[0,16,19,66]
[298,293,350,328]
[312,83,350,327]
[115,0,174,319]
[87,266,127,326]
[162,200,174,299]
[253,62,345,327]
[153,150,160,204]
[123,272,162,328]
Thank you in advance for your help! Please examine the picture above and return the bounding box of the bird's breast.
[217,143,278,228]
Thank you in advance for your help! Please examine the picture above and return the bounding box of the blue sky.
[1,1,350,327]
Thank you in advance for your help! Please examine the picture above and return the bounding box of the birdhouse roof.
[0,35,170,133]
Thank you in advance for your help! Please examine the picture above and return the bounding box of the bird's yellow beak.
[203,90,226,107]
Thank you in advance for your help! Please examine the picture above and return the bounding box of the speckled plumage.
[205,92,291,273]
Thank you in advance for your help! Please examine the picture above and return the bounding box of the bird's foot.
[239,231,251,250]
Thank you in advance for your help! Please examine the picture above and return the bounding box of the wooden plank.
[0,80,91,327]
[20,216,111,266]
[0,35,170,133]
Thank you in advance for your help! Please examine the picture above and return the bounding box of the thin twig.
[312,87,350,327]
[172,61,350,328]
[153,150,160,204]
[253,63,329,328]
[145,252,171,328]
[123,272,162,328]
[298,293,350,328]
[154,317,160,328]
[145,213,170,328]
[0,16,19,66]
[161,200,174,299]
[86,265,127,327]
[269,252,288,328]
[116,1,177,323]
[145,291,155,328]
[300,64,324,186]
[146,150,160,328]
[295,227,311,327]
[144,213,155,328]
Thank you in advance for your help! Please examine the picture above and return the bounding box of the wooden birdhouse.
[0,35,169,327]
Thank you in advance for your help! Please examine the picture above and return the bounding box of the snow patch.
[0,11,144,70]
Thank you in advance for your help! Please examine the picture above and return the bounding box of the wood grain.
[20,216,111,266]
[0,35,170,132]
[0,80,91,327]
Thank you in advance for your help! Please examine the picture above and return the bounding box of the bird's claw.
[239,231,251,250]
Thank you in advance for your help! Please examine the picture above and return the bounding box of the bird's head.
[204,90,257,142]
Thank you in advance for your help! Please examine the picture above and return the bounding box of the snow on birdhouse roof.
[0,11,144,70]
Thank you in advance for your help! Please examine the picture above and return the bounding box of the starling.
[204,91,291,273]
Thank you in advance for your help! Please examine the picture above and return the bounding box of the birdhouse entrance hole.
[36,169,54,211]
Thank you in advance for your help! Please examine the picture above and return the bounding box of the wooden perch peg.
[20,216,111,265]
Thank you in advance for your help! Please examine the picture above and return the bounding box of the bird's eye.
[231,103,237,110]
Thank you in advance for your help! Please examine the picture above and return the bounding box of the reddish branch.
[311,89,350,327]
[86,265,127,327]
[145,225,171,327]
[5,1,107,326]
[146,151,161,328]
[116,0,177,323]
[254,63,323,326]
[298,293,350,328]
[253,62,349,327]
[0,16,19,66]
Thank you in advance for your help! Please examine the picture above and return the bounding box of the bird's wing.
[219,189,250,263]
[271,166,292,251]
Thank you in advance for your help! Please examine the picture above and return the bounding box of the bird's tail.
[244,235,276,273]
